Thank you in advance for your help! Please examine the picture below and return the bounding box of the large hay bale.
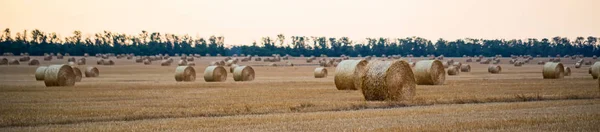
[314,67,328,78]
[488,65,502,74]
[203,66,227,82]
[334,60,368,90]
[67,57,76,62]
[447,66,459,75]
[77,58,86,65]
[19,56,31,62]
[360,60,416,101]
[230,64,239,73]
[452,62,462,67]
[564,66,571,76]
[0,58,7,65]
[543,62,564,79]
[28,59,40,66]
[413,60,445,85]
[575,62,582,68]
[43,65,76,87]
[85,67,99,77]
[161,60,171,66]
[135,58,143,63]
[143,59,151,65]
[460,64,471,72]
[8,59,19,65]
[514,61,523,67]
[178,60,187,66]
[233,66,255,81]
[35,66,48,81]
[103,60,114,65]
[97,59,104,65]
[591,62,600,79]
[71,66,83,82]
[175,66,196,82]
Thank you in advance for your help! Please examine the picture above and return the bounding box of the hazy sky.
[1,0,599,45]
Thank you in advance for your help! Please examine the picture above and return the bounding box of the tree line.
[1,28,598,57]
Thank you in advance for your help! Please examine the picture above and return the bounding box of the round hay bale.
[575,62,582,68]
[178,60,187,66]
[175,66,196,82]
[564,66,571,76]
[161,60,171,66]
[447,66,459,75]
[28,59,40,66]
[203,66,227,82]
[187,62,195,66]
[270,63,278,67]
[43,65,76,87]
[413,60,445,85]
[314,67,328,78]
[514,61,523,67]
[67,57,76,62]
[35,66,48,81]
[233,66,255,81]
[143,59,151,65]
[135,58,143,63]
[460,64,471,72]
[71,66,83,82]
[442,61,449,68]
[97,59,104,65]
[360,60,416,101]
[187,57,194,62]
[225,60,235,66]
[334,60,368,90]
[452,62,462,67]
[76,58,86,65]
[591,62,600,79]
[85,67,99,77]
[488,65,502,74]
[8,59,19,65]
[1,58,8,65]
[543,62,564,79]
[230,64,239,73]
[102,60,114,65]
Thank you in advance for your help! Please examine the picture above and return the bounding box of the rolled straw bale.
[0,58,7,65]
[67,57,76,62]
[160,60,171,66]
[187,62,195,66]
[575,62,582,68]
[591,62,600,79]
[488,65,502,74]
[314,67,328,78]
[447,66,459,75]
[187,57,194,62]
[35,66,48,81]
[43,55,52,61]
[71,66,82,82]
[460,64,471,72]
[143,59,151,65]
[360,60,416,101]
[270,63,278,67]
[334,60,368,90]
[8,59,19,65]
[19,56,30,62]
[135,58,143,63]
[452,62,462,67]
[203,66,227,82]
[413,60,445,85]
[543,62,565,79]
[233,66,255,81]
[28,59,40,66]
[85,67,99,77]
[514,61,523,67]
[43,64,76,87]
[178,60,188,66]
[175,66,196,82]
[537,61,545,65]
[103,60,114,65]
[97,59,104,65]
[230,64,239,73]
[564,67,571,76]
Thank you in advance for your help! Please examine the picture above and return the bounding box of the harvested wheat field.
[0,56,599,131]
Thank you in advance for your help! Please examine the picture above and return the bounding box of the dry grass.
[0,56,598,131]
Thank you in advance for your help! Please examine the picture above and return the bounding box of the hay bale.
[67,57,76,62]
[230,64,239,73]
[0,58,7,65]
[161,60,171,66]
[334,60,368,90]
[203,66,227,82]
[447,66,459,75]
[514,61,523,67]
[187,62,195,66]
[97,59,104,65]
[103,60,114,65]
[543,62,565,79]
[564,66,571,76]
[143,59,151,65]
[43,65,76,87]
[413,60,445,85]
[575,62,582,68]
[233,66,255,81]
[178,60,187,66]
[452,62,462,67]
[460,64,471,72]
[270,63,278,67]
[85,67,99,77]
[8,59,19,65]
[187,57,194,62]
[135,58,143,63]
[360,60,416,101]
[19,56,31,62]
[591,62,600,79]
[488,65,502,74]
[35,66,48,81]
[71,66,83,82]
[175,66,196,82]
[28,59,40,66]
[314,67,328,78]
[76,58,86,65]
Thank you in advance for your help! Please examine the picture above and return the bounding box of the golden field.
[0,56,598,131]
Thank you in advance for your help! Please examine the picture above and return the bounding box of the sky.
[1,0,599,46]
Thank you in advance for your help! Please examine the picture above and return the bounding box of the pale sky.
[1,0,599,45]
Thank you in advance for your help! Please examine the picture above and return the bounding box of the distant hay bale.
[414,60,445,85]
[203,66,227,82]
[143,59,151,65]
[178,60,188,66]
[19,56,31,62]
[270,63,278,67]
[233,66,255,81]
[77,58,86,65]
[0,58,7,65]
[103,60,114,65]
[135,58,143,63]
[97,59,104,65]
[447,66,459,75]
[230,64,239,73]
[161,60,171,66]
[334,60,368,90]
[67,57,76,62]
[360,60,416,101]
[35,66,48,81]
[28,59,40,66]
[314,67,328,78]
[187,62,195,66]
[564,67,571,76]
[538,61,545,65]
[514,61,523,67]
[8,59,19,65]
[452,62,462,67]
[591,62,600,79]
[85,67,99,77]
[460,64,471,72]
[187,57,194,62]
[286,61,294,66]
[175,66,196,82]
[543,62,565,79]
[43,65,76,87]
[488,65,502,74]
[71,66,83,82]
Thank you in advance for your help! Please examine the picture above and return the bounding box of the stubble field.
[0,56,599,131]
